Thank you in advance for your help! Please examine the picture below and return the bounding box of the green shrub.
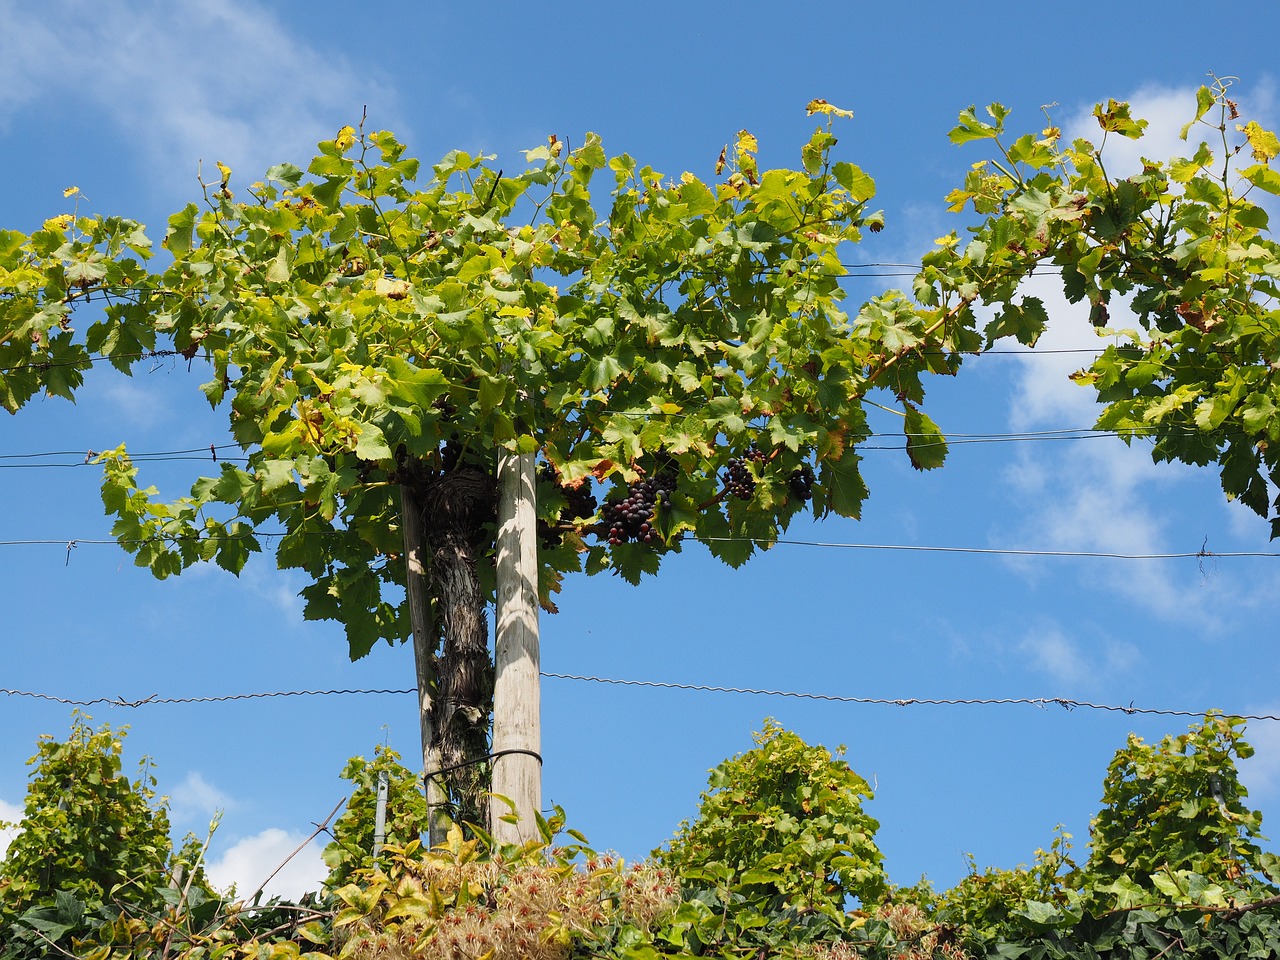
[1083,712,1277,909]
[0,714,197,957]
[656,718,887,914]
[322,744,430,888]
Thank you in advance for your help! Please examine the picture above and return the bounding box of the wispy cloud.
[205,827,327,900]
[89,378,176,433]
[238,558,307,621]
[168,771,238,825]
[1016,624,1140,688]
[0,0,402,197]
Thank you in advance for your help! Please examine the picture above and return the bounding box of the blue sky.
[2,0,1280,898]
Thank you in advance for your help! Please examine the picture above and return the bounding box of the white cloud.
[1005,274,1110,430]
[0,0,402,196]
[1223,495,1274,541]
[1016,624,1140,687]
[1057,79,1277,182]
[205,827,327,901]
[0,799,23,860]
[177,557,305,621]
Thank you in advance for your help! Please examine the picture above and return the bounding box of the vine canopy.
[1,102,995,659]
[3,88,1276,659]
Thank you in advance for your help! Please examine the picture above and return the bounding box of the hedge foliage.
[1,713,1278,958]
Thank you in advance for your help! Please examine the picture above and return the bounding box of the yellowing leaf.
[215,160,232,186]
[737,130,758,156]
[42,214,73,232]
[1237,121,1280,163]
[1093,99,1148,139]
[335,125,357,152]
[266,247,290,283]
[375,276,411,299]
[805,98,854,119]
[62,186,79,198]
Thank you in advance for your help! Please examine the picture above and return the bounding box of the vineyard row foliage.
[1,713,1279,959]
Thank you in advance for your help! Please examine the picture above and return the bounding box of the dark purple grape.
[789,463,814,502]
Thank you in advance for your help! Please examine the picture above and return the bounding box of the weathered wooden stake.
[372,770,389,859]
[490,447,542,844]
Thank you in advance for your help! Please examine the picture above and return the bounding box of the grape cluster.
[723,448,766,500]
[789,463,814,502]
[537,463,599,549]
[603,470,676,545]
[561,482,598,523]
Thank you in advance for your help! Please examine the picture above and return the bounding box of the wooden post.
[490,447,541,844]
[400,483,450,847]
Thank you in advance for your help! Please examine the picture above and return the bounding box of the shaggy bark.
[402,460,496,829]
[399,482,450,845]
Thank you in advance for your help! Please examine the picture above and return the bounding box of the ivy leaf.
[1242,164,1280,195]
[383,358,448,410]
[209,520,260,574]
[1149,870,1184,900]
[823,446,867,519]
[265,246,291,283]
[257,459,297,494]
[1011,900,1068,930]
[832,162,875,201]
[585,353,623,390]
[805,99,854,119]
[64,257,109,287]
[1179,85,1218,140]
